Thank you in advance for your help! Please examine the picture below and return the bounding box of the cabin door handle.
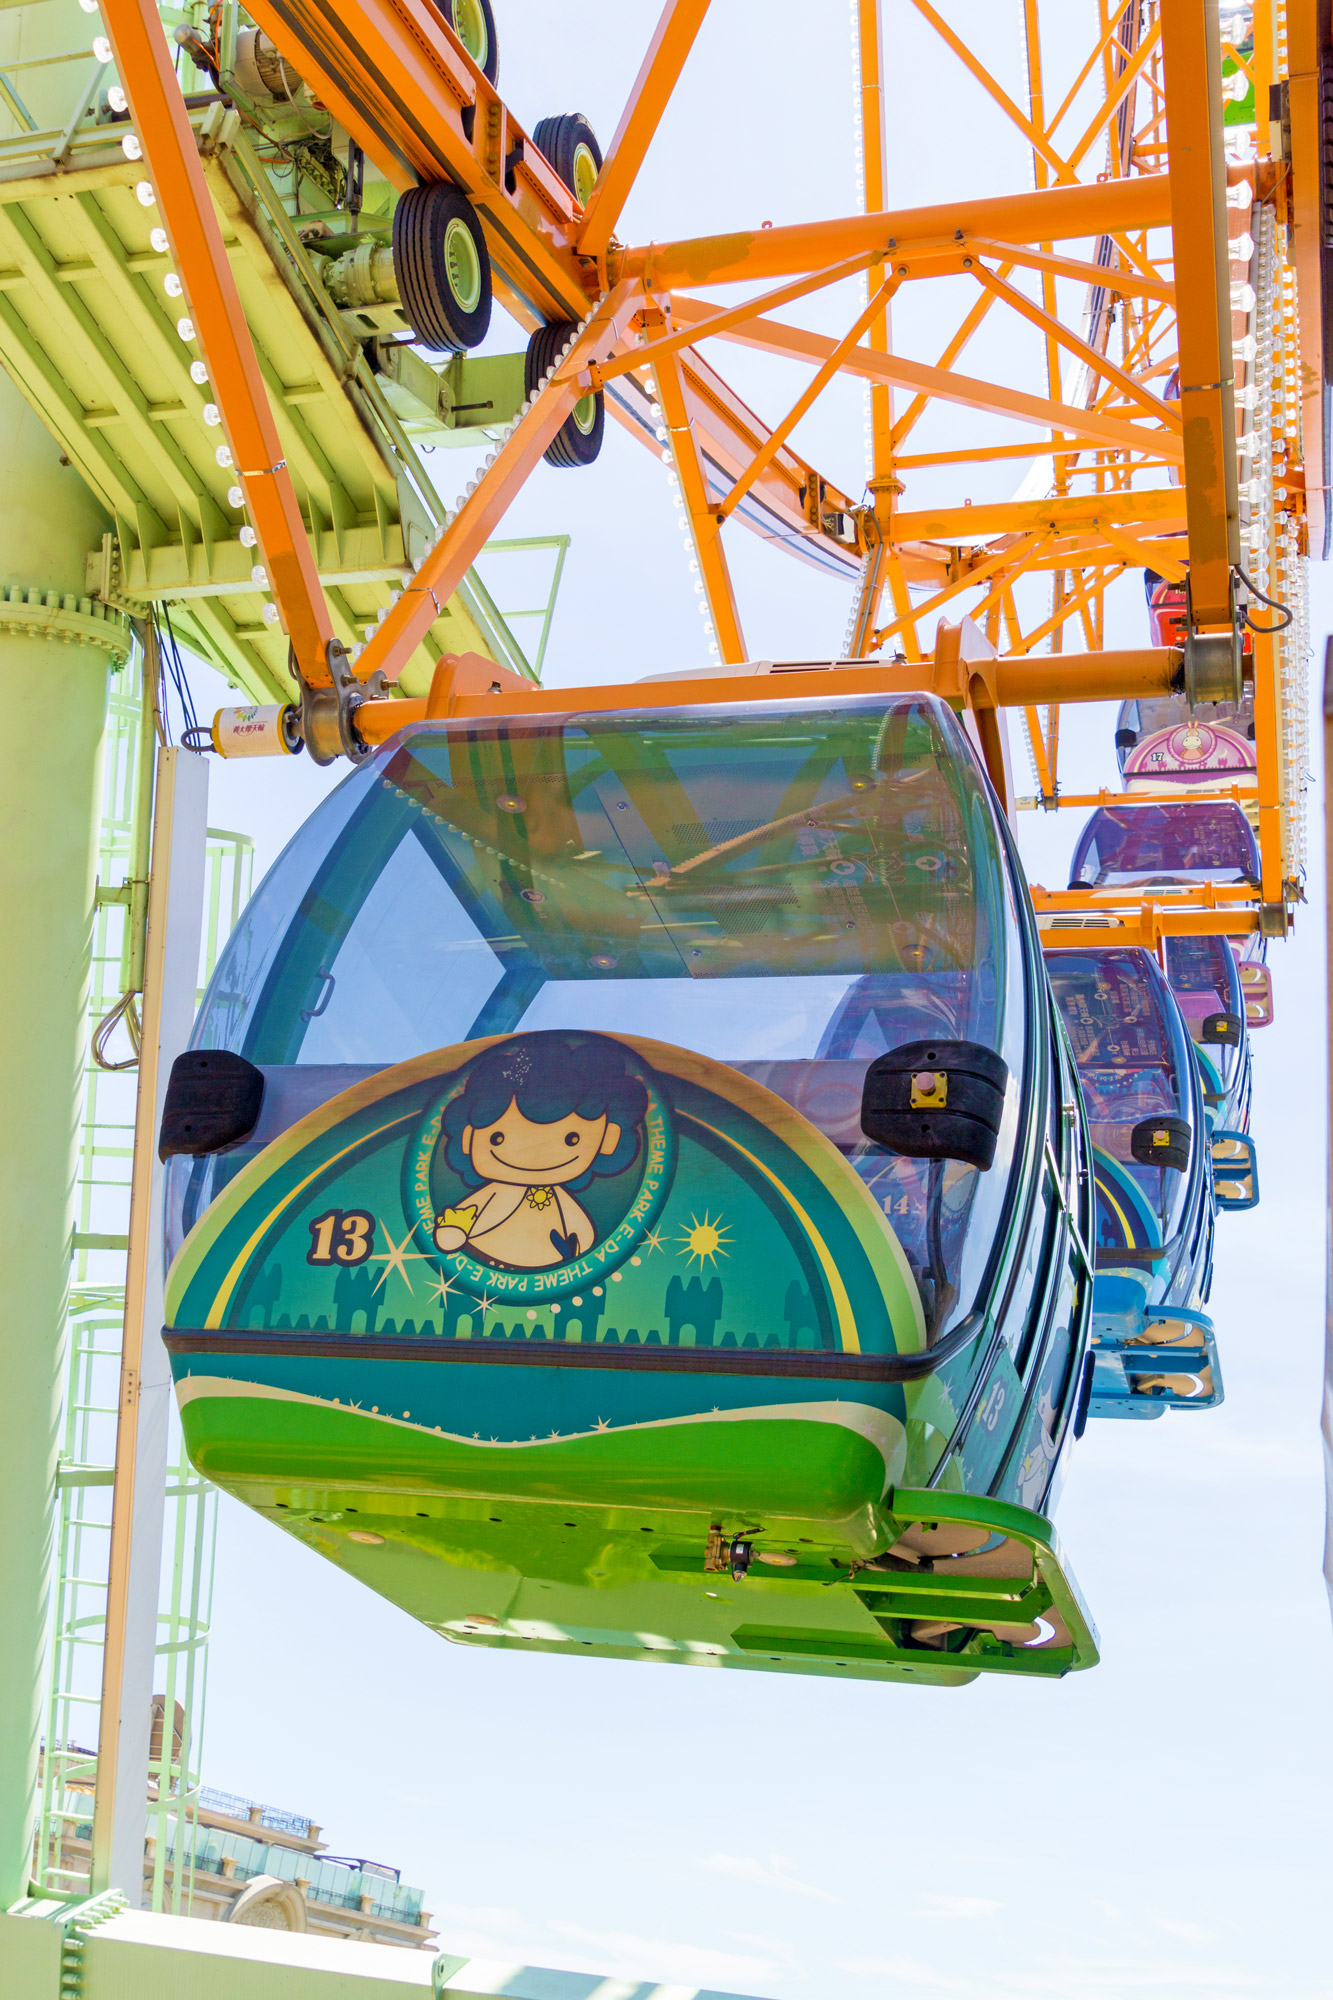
[300,966,336,1020]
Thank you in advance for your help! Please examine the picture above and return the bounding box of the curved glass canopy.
[181,695,1028,1342]
[1044,947,1199,1253]
[1069,801,1260,890]
[1163,933,1250,1127]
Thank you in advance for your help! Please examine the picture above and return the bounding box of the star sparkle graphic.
[370,1222,428,1294]
[675,1209,731,1269]
[642,1226,666,1255]
[427,1269,461,1308]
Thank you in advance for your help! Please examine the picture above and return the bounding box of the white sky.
[175,6,1333,1997]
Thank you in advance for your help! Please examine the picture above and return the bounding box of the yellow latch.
[910,1070,947,1109]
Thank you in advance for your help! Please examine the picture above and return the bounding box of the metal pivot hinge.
[296,638,388,764]
[1180,572,1244,709]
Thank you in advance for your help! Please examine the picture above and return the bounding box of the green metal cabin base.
[175,1397,1100,1684]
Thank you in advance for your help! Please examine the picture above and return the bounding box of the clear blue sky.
[181,7,1333,1996]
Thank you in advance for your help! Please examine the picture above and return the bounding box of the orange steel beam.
[859,0,894,482]
[1033,882,1255,909]
[716,275,899,525]
[848,0,895,661]
[971,263,1180,428]
[1024,784,1253,809]
[889,486,1185,544]
[348,646,1192,749]
[595,252,875,385]
[1160,0,1240,626]
[354,284,643,687]
[1286,0,1329,557]
[619,174,1173,291]
[991,649,1186,704]
[893,440,1087,468]
[654,349,747,662]
[968,237,1175,303]
[667,297,1185,461]
[577,0,713,265]
[102,0,333,682]
[1250,625,1285,901]
[1036,909,1261,947]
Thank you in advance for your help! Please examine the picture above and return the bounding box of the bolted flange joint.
[297,638,388,764]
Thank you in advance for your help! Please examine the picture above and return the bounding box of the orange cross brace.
[354,282,644,688]
[971,262,1180,430]
[716,274,900,525]
[1160,0,1239,626]
[577,0,713,263]
[653,349,747,663]
[667,296,1185,462]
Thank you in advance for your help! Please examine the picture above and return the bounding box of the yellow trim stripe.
[682,1112,863,1355]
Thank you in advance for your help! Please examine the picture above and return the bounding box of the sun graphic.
[675,1210,731,1269]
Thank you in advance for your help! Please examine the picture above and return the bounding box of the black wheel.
[525,321,604,469]
[392,182,491,352]
[434,0,497,81]
[532,113,602,207]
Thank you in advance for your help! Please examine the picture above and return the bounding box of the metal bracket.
[1181,572,1244,708]
[296,638,387,764]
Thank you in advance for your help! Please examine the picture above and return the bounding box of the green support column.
[0,377,116,1907]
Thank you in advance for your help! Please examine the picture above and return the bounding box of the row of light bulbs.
[77,1,284,626]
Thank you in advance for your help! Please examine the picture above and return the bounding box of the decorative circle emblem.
[403,1033,675,1305]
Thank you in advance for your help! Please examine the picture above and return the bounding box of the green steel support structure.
[0,369,118,1908]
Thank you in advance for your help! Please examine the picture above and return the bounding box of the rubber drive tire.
[532,113,602,206]
[525,320,604,469]
[435,0,497,81]
[392,182,491,352]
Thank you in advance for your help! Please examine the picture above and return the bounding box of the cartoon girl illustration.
[433,1032,649,1270]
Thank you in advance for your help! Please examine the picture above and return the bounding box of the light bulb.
[121,133,142,161]
[202,403,221,426]
[226,484,244,507]
[261,603,279,625]
[78,0,99,12]
[92,34,112,60]
[189,359,208,385]
[250,564,267,586]
[239,525,257,547]
[150,226,169,253]
[163,272,182,297]
[135,180,154,207]
[107,85,127,113]
[215,444,233,467]
[176,316,194,340]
